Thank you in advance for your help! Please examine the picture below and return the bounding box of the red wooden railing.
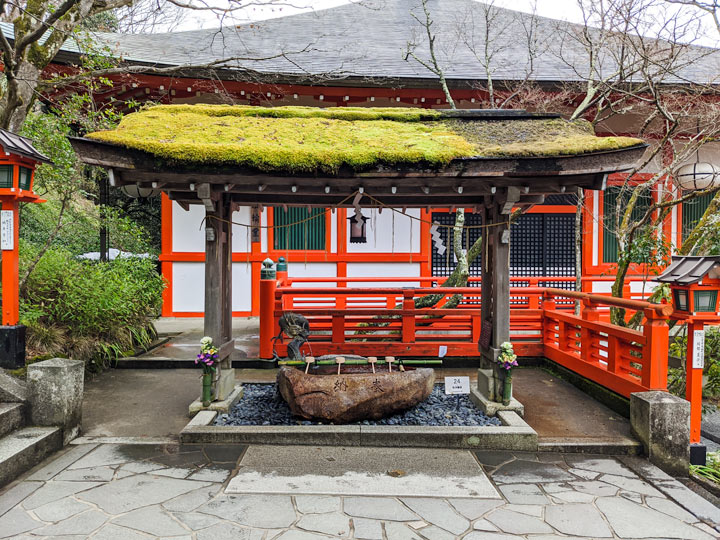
[260,274,671,399]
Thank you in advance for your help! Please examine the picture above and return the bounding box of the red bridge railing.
[260,275,671,398]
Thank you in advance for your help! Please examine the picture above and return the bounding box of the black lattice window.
[430,212,483,279]
[430,212,576,285]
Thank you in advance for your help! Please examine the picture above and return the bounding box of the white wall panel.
[346,262,421,287]
[231,206,251,253]
[232,263,253,311]
[172,262,204,312]
[591,281,613,294]
[347,208,420,253]
[172,203,205,252]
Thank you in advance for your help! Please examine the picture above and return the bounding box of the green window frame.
[273,207,326,250]
[681,191,713,241]
[0,165,12,188]
[18,167,31,190]
[602,185,653,263]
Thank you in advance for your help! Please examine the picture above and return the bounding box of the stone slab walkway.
[1,443,720,539]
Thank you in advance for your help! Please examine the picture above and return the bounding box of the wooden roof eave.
[68,136,647,207]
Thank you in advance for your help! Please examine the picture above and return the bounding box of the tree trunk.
[0,60,42,132]
[679,192,720,255]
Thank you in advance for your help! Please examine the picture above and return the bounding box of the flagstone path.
[1,443,720,539]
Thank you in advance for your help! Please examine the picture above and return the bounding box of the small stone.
[448,499,503,520]
[353,517,383,539]
[54,466,116,482]
[198,494,296,528]
[504,504,543,517]
[473,518,498,531]
[173,511,224,531]
[551,490,595,503]
[564,457,636,477]
[598,474,663,497]
[344,496,417,521]
[498,483,549,505]
[93,524,149,540]
[492,460,575,484]
[32,497,90,522]
[112,505,189,536]
[408,520,428,529]
[187,468,230,483]
[33,509,107,536]
[567,480,618,497]
[545,503,612,537]
[416,525,455,540]
[383,522,424,539]
[486,508,553,535]
[162,485,221,513]
[22,481,102,510]
[295,495,341,514]
[297,512,350,536]
[195,522,264,540]
[0,507,41,538]
[400,497,469,534]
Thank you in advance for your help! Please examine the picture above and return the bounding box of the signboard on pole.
[445,376,470,395]
[1,210,13,251]
[693,329,705,370]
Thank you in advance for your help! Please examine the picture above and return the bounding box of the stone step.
[0,402,25,439]
[0,426,62,488]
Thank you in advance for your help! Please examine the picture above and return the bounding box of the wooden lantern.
[657,256,720,316]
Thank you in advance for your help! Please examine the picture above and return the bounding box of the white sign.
[1,210,13,251]
[438,345,448,358]
[693,330,705,370]
[445,376,470,395]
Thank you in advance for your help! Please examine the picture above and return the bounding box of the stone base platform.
[188,384,243,417]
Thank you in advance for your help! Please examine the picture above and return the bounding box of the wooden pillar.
[202,185,235,401]
[686,320,704,444]
[1,199,19,326]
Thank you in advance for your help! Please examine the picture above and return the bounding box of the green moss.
[86,105,645,173]
[87,106,473,173]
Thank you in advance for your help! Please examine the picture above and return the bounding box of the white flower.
[200,336,213,347]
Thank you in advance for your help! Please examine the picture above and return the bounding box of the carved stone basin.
[276,364,435,423]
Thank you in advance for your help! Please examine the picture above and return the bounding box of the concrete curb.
[180,409,538,450]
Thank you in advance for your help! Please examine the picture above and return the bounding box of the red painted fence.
[260,275,671,399]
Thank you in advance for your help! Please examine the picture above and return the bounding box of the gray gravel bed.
[215,384,502,427]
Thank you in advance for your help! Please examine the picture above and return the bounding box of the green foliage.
[691,451,720,484]
[86,105,644,173]
[19,243,165,370]
[669,326,720,400]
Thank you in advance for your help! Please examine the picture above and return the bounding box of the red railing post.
[402,290,416,343]
[581,298,601,363]
[259,259,277,359]
[541,293,556,346]
[332,314,345,344]
[641,307,669,390]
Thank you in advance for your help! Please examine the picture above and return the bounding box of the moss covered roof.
[86,105,644,173]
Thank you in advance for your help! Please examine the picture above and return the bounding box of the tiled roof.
[657,256,720,285]
[9,0,720,85]
[0,129,52,164]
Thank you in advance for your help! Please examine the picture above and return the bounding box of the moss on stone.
[86,105,645,173]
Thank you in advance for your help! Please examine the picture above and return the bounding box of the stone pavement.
[2,443,720,539]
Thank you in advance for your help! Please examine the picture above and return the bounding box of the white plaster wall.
[172,203,253,252]
[172,203,205,252]
[230,206,251,252]
[288,262,337,308]
[172,262,204,312]
[346,262,421,287]
[591,281,613,294]
[347,208,420,253]
[232,263,253,311]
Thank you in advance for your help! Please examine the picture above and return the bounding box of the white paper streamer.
[430,222,446,256]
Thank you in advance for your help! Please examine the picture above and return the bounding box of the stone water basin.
[276,364,435,423]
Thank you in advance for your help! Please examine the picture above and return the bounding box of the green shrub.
[19,244,165,370]
[669,326,720,401]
